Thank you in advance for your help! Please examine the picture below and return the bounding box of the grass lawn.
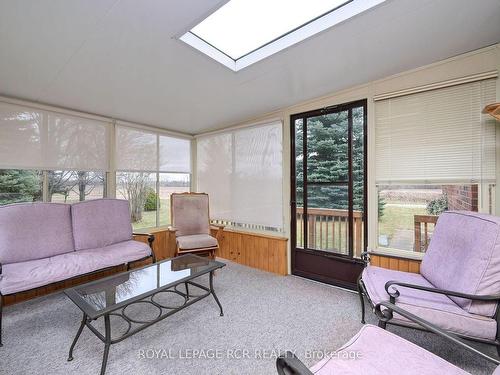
[378,204,427,242]
[132,199,171,230]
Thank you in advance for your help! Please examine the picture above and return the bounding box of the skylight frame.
[180,0,386,72]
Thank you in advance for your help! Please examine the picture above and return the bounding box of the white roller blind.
[115,124,192,173]
[375,79,497,184]
[115,126,157,172]
[0,101,110,171]
[197,120,283,230]
[0,102,43,170]
[46,113,109,171]
[197,133,233,221]
[159,135,191,173]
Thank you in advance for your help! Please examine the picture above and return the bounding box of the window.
[375,78,497,253]
[0,169,42,205]
[0,101,110,171]
[49,171,106,203]
[197,120,283,232]
[0,101,110,206]
[115,124,191,230]
[0,100,192,230]
[181,0,385,71]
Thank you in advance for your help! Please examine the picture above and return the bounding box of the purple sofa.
[276,302,500,374]
[0,198,156,346]
[358,211,500,354]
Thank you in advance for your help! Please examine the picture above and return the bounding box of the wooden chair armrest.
[210,225,224,241]
[210,224,225,230]
[132,232,156,262]
[167,226,178,233]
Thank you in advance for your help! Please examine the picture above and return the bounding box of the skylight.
[180,0,385,71]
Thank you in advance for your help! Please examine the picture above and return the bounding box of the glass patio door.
[291,100,367,289]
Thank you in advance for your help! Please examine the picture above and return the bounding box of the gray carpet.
[1,260,497,375]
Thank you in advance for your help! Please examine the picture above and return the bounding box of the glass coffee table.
[64,254,225,375]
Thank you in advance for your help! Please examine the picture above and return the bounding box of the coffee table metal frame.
[64,255,225,375]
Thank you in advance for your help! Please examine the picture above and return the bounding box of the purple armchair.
[358,211,500,355]
[276,301,500,375]
[0,198,156,346]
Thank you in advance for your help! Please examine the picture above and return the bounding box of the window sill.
[368,247,425,261]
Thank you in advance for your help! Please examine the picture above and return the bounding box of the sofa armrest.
[376,301,500,366]
[133,232,156,262]
[276,352,313,375]
[384,280,500,303]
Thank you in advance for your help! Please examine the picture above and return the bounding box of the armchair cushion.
[71,198,133,251]
[310,324,469,375]
[171,194,210,237]
[177,234,218,250]
[0,240,150,295]
[420,211,500,317]
[362,266,497,341]
[0,203,74,264]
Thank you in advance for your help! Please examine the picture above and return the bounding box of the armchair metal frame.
[276,301,500,375]
[357,252,500,355]
[0,233,155,347]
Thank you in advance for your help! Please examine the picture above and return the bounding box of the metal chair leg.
[378,320,387,329]
[357,276,366,324]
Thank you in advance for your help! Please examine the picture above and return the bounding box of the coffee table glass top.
[65,254,224,318]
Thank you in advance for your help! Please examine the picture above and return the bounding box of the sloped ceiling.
[1,0,499,134]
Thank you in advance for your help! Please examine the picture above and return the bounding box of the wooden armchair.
[167,193,223,258]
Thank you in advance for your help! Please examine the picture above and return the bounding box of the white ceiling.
[1,0,499,135]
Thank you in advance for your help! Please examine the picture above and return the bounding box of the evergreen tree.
[295,109,365,211]
[0,170,40,205]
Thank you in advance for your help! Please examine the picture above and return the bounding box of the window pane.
[378,184,480,252]
[0,169,42,205]
[49,171,105,203]
[159,173,191,227]
[116,172,157,230]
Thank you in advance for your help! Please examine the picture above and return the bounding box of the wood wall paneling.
[211,228,288,275]
[370,254,421,273]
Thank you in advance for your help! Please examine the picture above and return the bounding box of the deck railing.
[296,207,364,257]
[414,214,438,252]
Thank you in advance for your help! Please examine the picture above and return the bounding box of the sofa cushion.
[362,266,497,341]
[177,234,218,250]
[71,199,133,251]
[420,211,500,317]
[0,202,74,264]
[0,240,150,295]
[310,324,469,375]
[171,194,210,237]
